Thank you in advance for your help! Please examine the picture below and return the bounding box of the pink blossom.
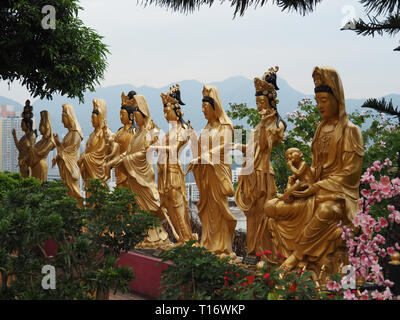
[373,234,385,245]
[360,189,371,198]
[395,242,400,250]
[373,160,383,172]
[343,289,357,300]
[387,247,396,256]
[371,263,382,273]
[381,185,392,196]
[360,290,369,300]
[370,183,378,190]
[392,177,400,185]
[384,280,394,287]
[380,176,390,186]
[379,217,389,228]
[383,287,392,300]
[378,249,387,258]
[371,290,382,300]
[384,158,392,166]
[326,281,341,292]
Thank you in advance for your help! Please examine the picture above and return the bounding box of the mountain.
[26,75,310,137]
[1,76,400,138]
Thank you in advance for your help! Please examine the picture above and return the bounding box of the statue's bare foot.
[280,255,298,271]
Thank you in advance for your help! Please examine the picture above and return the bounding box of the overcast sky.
[1,0,399,105]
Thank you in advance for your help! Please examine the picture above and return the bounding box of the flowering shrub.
[333,160,400,300]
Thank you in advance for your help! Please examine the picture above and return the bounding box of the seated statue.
[264,66,364,279]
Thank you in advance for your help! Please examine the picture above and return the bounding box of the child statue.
[278,148,314,203]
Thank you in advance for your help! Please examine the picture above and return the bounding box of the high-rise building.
[0,105,23,173]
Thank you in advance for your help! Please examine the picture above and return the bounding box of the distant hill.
[26,75,312,137]
[1,76,400,138]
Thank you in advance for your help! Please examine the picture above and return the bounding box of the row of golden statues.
[12,66,364,278]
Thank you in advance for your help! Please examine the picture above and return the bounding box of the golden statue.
[52,104,84,202]
[278,147,314,203]
[263,66,364,278]
[28,110,56,182]
[105,91,137,187]
[107,93,170,248]
[12,100,37,178]
[78,98,111,192]
[151,84,197,245]
[234,67,286,261]
[186,85,237,256]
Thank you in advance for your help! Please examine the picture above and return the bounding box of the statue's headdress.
[254,66,280,105]
[21,100,35,133]
[161,84,188,127]
[121,91,138,131]
[254,66,286,129]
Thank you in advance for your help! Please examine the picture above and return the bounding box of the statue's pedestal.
[116,250,171,299]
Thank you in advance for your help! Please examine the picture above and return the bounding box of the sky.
[1,0,400,105]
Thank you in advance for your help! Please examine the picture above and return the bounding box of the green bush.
[158,241,248,300]
[0,174,158,299]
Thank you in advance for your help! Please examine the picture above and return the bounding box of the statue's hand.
[292,183,319,198]
[12,128,16,137]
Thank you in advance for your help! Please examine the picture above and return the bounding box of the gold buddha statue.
[152,84,197,245]
[12,100,37,178]
[107,93,169,248]
[78,98,111,193]
[234,67,286,262]
[52,104,84,202]
[186,85,237,256]
[263,66,364,278]
[28,110,56,182]
[105,91,137,188]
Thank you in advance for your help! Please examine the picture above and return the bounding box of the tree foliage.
[0,0,109,102]
[141,0,400,50]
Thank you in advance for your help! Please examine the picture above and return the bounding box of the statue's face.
[287,150,302,165]
[202,101,216,122]
[120,108,130,125]
[62,111,70,129]
[133,110,145,127]
[256,95,272,114]
[91,112,99,129]
[315,92,339,122]
[39,121,48,137]
[21,120,28,133]
[164,104,178,123]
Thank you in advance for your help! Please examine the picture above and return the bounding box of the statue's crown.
[262,66,279,83]
[121,92,137,107]
[161,84,180,105]
[254,66,280,95]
